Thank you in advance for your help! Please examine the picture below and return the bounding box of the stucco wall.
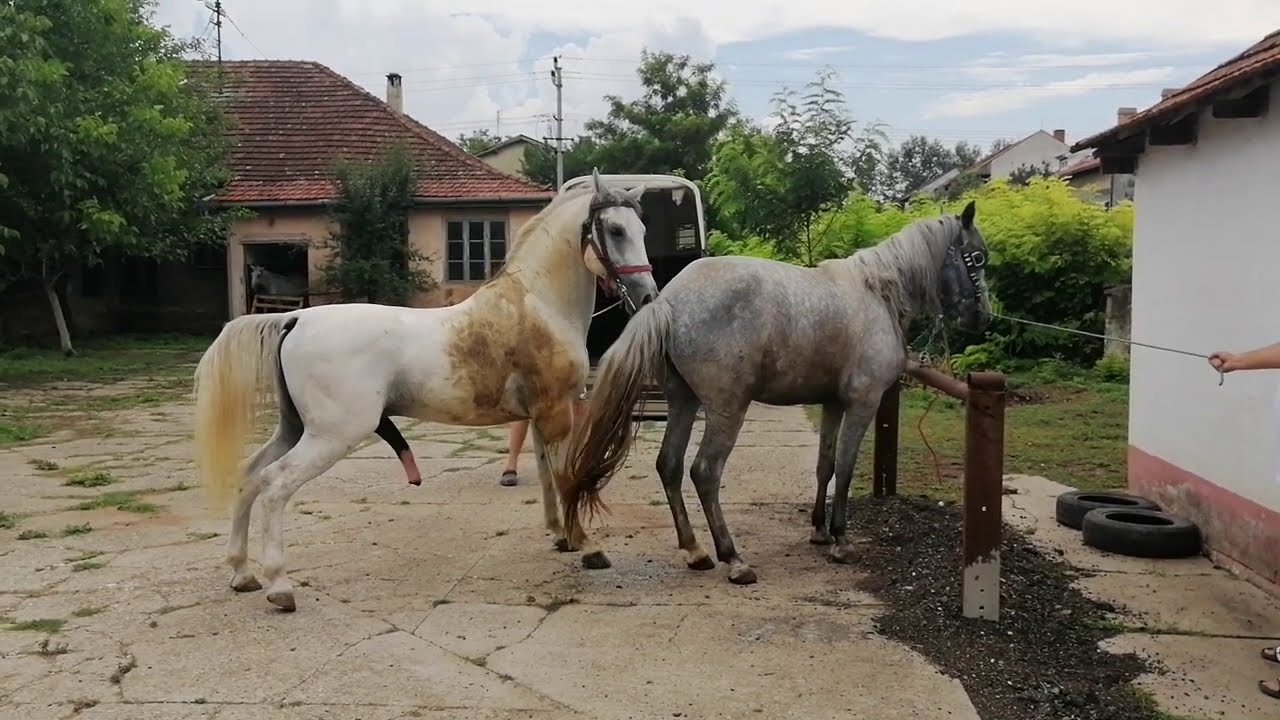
[478,144,530,179]
[227,204,545,317]
[1127,79,1280,581]
[989,132,1069,178]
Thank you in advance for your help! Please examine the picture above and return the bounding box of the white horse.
[193,170,657,612]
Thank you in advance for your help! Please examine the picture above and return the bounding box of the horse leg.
[810,402,844,546]
[656,365,712,570]
[528,426,567,551]
[826,398,879,564]
[257,430,361,611]
[226,425,299,592]
[375,414,421,486]
[689,405,754,585]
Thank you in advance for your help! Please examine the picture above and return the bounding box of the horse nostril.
[641,294,654,306]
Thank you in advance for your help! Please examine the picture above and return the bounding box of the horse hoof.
[408,478,421,486]
[231,575,262,593]
[687,555,716,571]
[827,544,857,565]
[808,529,834,545]
[728,565,758,585]
[267,591,296,612]
[581,551,612,570]
[553,537,571,553]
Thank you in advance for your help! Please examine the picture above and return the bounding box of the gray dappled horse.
[565,201,991,585]
[248,265,307,297]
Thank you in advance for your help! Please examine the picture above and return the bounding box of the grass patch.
[74,491,161,514]
[72,607,105,618]
[5,618,66,633]
[29,458,59,471]
[17,529,48,540]
[188,531,219,541]
[68,550,103,562]
[805,373,1128,502]
[71,560,106,572]
[0,420,41,447]
[60,523,92,536]
[65,470,117,488]
[0,333,210,387]
[0,511,18,529]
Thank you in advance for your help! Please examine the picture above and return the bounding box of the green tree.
[318,144,437,305]
[1007,161,1057,186]
[584,49,738,180]
[0,0,235,354]
[456,129,504,155]
[520,136,599,189]
[706,68,877,265]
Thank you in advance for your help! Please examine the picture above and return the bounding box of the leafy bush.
[319,143,437,305]
[1092,353,1130,383]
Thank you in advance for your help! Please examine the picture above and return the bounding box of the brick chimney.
[386,72,403,114]
[1117,106,1138,124]
[1160,87,1180,99]
[1052,128,1066,143]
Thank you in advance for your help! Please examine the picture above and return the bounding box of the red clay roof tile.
[1072,29,1280,152]
[187,60,555,204]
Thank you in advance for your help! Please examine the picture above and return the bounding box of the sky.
[153,1,1280,154]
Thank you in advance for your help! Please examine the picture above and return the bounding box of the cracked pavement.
[1,400,980,720]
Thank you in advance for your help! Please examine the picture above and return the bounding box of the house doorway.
[243,242,309,313]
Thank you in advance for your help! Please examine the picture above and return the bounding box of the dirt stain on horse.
[445,276,584,442]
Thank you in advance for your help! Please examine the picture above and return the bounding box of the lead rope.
[986,311,1225,386]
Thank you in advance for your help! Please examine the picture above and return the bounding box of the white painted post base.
[962,553,1000,621]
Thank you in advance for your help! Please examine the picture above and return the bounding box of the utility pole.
[213,0,223,64]
[551,55,564,189]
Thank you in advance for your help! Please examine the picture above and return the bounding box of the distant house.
[473,134,548,180]
[910,129,1070,198]
[194,63,556,316]
[1072,29,1280,589]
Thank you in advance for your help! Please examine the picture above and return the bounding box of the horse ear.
[960,200,976,229]
[591,167,604,195]
[624,183,645,204]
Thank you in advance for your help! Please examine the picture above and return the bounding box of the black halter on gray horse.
[565,201,991,585]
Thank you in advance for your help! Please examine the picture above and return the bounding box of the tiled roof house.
[189,60,555,315]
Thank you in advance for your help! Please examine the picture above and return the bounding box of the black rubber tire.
[1055,490,1161,530]
[1081,507,1202,559]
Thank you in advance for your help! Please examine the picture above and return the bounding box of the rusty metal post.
[962,371,1006,621]
[872,381,900,497]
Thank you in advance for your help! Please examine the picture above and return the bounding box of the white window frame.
[445,215,508,282]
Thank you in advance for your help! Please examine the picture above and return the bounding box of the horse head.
[248,265,266,294]
[580,168,658,314]
[938,200,992,333]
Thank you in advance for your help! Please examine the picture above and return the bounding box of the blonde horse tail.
[565,300,674,533]
[193,313,291,511]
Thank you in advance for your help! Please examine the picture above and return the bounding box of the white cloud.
[923,67,1180,119]
[780,44,858,61]
[960,50,1169,83]
[149,0,1280,138]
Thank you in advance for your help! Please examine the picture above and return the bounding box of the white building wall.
[1129,80,1280,511]
[988,132,1069,178]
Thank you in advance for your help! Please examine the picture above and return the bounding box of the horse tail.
[193,312,292,510]
[564,299,674,532]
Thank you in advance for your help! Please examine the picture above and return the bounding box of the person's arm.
[1210,341,1280,372]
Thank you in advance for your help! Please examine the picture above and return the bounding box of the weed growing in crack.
[29,459,59,471]
[17,529,48,540]
[61,523,92,536]
[110,655,137,684]
[5,618,66,633]
[65,470,117,488]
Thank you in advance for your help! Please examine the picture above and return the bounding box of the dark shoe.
[499,470,518,487]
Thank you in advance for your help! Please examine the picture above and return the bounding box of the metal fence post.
[962,371,1006,621]
[872,381,900,497]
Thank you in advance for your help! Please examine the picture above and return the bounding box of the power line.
[218,3,267,59]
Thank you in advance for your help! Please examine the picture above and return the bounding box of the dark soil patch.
[847,494,1166,720]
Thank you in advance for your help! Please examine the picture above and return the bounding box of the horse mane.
[479,184,595,286]
[831,214,959,330]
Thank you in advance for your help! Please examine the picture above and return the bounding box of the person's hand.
[1209,351,1241,373]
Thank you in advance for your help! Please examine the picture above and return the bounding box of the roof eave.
[211,193,556,209]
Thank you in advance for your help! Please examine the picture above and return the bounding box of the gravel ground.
[846,494,1169,720]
